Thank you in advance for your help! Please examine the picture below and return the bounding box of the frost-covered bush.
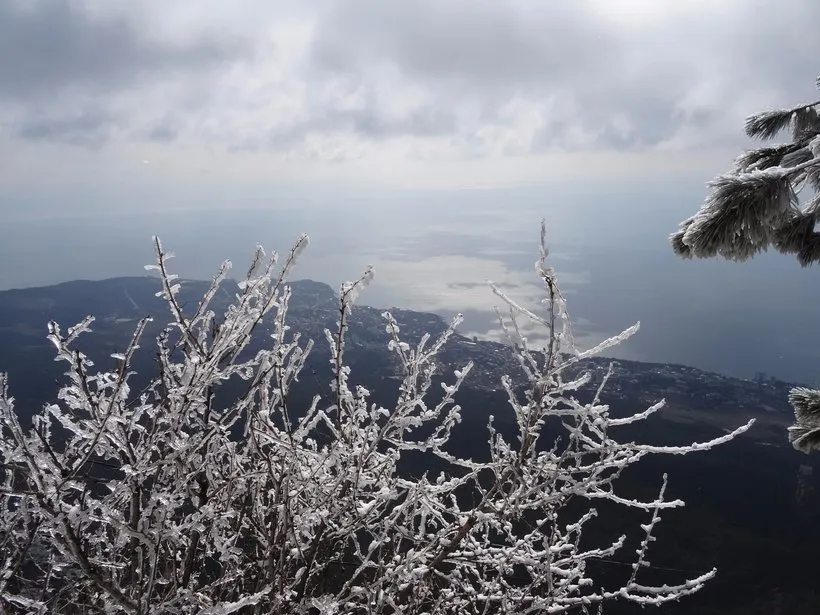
[0,224,751,613]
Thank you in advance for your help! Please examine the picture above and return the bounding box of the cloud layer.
[2,0,819,162]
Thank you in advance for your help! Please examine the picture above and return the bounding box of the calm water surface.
[3,191,820,385]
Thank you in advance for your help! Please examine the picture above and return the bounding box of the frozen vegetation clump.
[0,223,751,613]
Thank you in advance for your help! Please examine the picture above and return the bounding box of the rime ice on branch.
[0,223,752,613]
[671,74,820,454]
[671,83,820,266]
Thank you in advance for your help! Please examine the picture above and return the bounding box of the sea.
[3,183,820,385]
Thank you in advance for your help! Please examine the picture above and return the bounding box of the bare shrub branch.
[0,225,750,613]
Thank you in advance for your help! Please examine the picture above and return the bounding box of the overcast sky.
[1,0,818,220]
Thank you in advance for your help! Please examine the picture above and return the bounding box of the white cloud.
[1,0,818,204]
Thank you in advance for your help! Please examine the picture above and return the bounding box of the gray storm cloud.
[309,1,615,85]
[0,1,241,100]
[0,0,248,144]
[306,0,820,151]
[1,0,818,154]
